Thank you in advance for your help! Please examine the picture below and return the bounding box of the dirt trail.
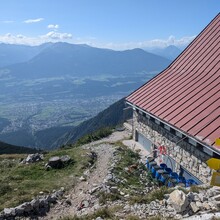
[41,130,131,219]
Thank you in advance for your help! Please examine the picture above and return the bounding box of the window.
[188,138,197,146]
[203,146,213,156]
[176,130,183,138]
[197,143,203,150]
[213,152,220,159]
[155,119,160,125]
[170,128,176,135]
[150,117,155,122]
[145,114,150,119]
[183,136,189,142]
[164,124,170,131]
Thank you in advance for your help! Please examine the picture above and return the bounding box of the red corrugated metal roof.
[126,14,220,149]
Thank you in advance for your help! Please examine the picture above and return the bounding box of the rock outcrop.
[21,153,44,164]
[0,188,65,219]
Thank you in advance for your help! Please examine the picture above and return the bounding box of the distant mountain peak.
[2,42,171,79]
[144,45,182,60]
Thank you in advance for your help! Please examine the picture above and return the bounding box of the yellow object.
[210,172,220,186]
[215,138,220,146]
[206,158,220,170]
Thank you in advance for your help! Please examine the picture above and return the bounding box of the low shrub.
[130,186,170,204]
[72,127,113,147]
[98,191,121,205]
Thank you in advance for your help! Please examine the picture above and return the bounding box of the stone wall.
[133,111,213,184]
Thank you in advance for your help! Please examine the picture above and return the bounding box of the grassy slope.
[0,147,90,210]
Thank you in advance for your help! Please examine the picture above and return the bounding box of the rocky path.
[41,130,131,219]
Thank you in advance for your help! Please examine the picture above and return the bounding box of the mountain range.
[145,45,182,60]
[0,42,175,150]
[0,43,51,68]
[1,42,171,79]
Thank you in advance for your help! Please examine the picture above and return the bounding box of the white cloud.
[43,31,72,40]
[24,18,44,24]
[0,31,73,45]
[92,35,196,50]
[0,32,195,50]
[0,33,43,45]
[16,34,25,39]
[47,24,59,29]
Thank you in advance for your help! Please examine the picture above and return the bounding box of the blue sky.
[0,0,219,49]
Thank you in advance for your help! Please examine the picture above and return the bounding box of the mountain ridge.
[52,98,132,148]
[0,140,39,154]
[145,45,182,60]
[0,43,52,68]
[2,42,171,79]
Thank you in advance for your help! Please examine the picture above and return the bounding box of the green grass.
[66,127,113,148]
[0,147,91,211]
[130,186,171,205]
[98,191,122,205]
[126,215,141,220]
[113,143,148,191]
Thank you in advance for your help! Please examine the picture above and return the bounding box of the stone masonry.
[133,111,213,184]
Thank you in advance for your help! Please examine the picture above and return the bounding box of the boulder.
[22,153,43,164]
[3,208,16,217]
[202,202,210,210]
[168,189,189,213]
[110,186,118,193]
[190,202,200,213]
[60,155,71,164]
[48,156,62,168]
[47,155,72,169]
[195,201,202,207]
[96,217,104,220]
[30,198,40,211]
[16,202,33,213]
[45,164,52,171]
[212,194,220,201]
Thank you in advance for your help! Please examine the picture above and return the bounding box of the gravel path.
[41,130,131,219]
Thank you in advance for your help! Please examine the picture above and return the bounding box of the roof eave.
[126,101,220,156]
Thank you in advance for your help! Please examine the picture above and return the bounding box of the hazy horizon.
[0,0,219,50]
